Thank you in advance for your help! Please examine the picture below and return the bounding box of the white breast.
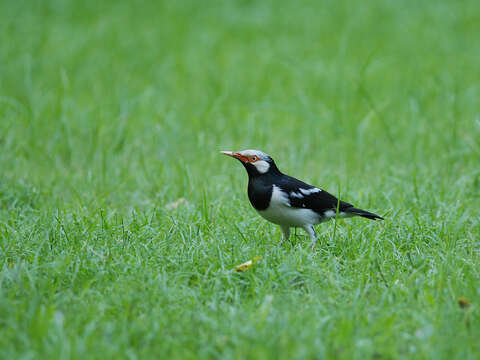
[257,185,320,227]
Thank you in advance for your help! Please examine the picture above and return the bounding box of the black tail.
[345,207,384,220]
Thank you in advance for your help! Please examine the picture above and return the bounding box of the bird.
[221,149,383,250]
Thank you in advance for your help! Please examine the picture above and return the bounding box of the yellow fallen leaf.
[235,256,261,272]
[458,298,470,309]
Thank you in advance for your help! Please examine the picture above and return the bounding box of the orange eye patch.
[248,155,259,162]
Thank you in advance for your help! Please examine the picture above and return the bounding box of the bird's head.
[221,149,280,177]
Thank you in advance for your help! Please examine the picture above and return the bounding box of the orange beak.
[220,151,248,163]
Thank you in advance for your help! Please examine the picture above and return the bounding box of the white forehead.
[238,149,269,159]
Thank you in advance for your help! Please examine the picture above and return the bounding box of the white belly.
[256,185,322,227]
[257,206,321,227]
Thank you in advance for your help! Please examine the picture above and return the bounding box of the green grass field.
[1,0,480,358]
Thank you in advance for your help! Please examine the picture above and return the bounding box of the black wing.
[276,175,353,214]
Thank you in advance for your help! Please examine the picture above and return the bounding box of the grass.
[1,0,480,358]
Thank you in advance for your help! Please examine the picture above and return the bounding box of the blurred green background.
[1,0,479,359]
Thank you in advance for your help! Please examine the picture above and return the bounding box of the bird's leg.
[303,225,317,250]
[294,227,301,242]
[279,225,290,246]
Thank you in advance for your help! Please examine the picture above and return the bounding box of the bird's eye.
[251,156,257,162]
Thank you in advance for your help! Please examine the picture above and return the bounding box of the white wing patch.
[270,185,291,207]
[290,191,303,199]
[299,187,321,195]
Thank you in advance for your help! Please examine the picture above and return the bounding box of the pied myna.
[221,149,383,249]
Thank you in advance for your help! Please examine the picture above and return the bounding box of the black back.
[245,159,352,214]
[274,174,353,213]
